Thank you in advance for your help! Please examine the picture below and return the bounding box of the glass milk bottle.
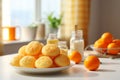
[47,33,59,45]
[58,41,68,56]
[70,30,84,60]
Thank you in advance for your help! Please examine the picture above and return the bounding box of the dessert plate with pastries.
[10,41,74,73]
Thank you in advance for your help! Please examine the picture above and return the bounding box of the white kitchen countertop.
[1,54,120,80]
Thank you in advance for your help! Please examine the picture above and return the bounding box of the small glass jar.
[58,41,68,56]
[70,30,84,59]
[47,33,59,45]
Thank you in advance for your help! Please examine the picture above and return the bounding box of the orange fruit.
[84,55,100,71]
[94,38,108,48]
[101,32,113,44]
[94,39,102,47]
[68,51,82,64]
[107,43,120,55]
[112,39,120,46]
[94,39,108,53]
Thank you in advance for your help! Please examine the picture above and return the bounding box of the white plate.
[11,63,74,73]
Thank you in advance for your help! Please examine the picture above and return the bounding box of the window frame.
[35,0,41,21]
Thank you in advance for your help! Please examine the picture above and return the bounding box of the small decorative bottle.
[47,33,59,45]
[70,30,84,60]
[58,41,68,56]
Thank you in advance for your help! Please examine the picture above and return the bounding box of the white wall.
[89,0,120,44]
[88,0,101,44]
[100,0,120,39]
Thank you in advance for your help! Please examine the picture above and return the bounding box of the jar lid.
[72,30,83,38]
[48,33,57,39]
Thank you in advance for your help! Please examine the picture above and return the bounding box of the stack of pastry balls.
[10,41,70,68]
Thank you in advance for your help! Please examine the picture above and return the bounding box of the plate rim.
[11,62,75,73]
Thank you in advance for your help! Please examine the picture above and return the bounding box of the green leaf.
[47,12,63,29]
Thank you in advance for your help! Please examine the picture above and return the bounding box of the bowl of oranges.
[89,32,120,58]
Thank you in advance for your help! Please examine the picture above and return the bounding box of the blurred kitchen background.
[0,0,120,55]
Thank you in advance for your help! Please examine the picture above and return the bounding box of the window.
[2,0,35,27]
[41,0,61,19]
[2,0,61,27]
[2,0,61,41]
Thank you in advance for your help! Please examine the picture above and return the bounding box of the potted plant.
[47,12,63,33]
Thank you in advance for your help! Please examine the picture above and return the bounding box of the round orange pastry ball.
[42,44,60,57]
[35,56,53,68]
[10,54,23,67]
[54,54,70,67]
[25,41,43,56]
[107,43,120,55]
[101,32,113,44]
[20,56,36,68]
[84,55,100,71]
[18,45,27,56]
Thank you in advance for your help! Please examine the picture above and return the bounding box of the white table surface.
[1,54,120,80]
